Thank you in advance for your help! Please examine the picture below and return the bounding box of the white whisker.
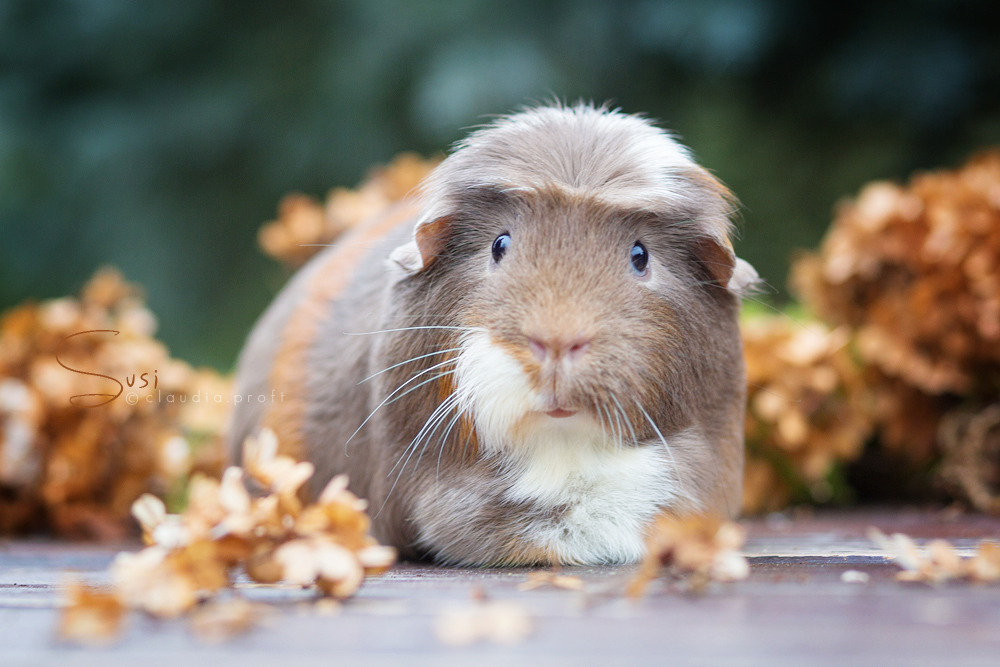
[411,394,461,472]
[635,401,681,486]
[344,325,485,336]
[343,357,459,454]
[435,406,467,483]
[388,393,458,477]
[610,400,626,447]
[386,369,458,405]
[357,346,463,385]
[610,392,639,447]
[376,393,460,519]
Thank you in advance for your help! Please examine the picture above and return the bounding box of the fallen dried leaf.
[869,527,1000,584]
[58,582,125,646]
[517,570,584,592]
[628,514,749,596]
[189,598,264,643]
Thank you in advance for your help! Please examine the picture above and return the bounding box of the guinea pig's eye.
[630,241,649,276]
[492,233,511,263]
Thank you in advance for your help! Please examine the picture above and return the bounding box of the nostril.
[528,338,548,362]
[567,340,590,362]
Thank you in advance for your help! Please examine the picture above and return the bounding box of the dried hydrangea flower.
[793,152,1000,396]
[0,267,230,538]
[938,404,1000,514]
[790,151,1000,507]
[741,315,874,514]
[258,154,440,266]
[110,546,201,617]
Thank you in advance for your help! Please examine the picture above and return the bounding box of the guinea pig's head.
[388,103,758,468]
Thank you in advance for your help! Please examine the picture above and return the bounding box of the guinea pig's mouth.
[535,393,581,419]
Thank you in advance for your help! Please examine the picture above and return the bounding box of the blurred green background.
[2,0,999,370]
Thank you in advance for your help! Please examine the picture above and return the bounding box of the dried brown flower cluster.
[259,153,440,266]
[792,151,1000,396]
[741,315,873,514]
[60,428,395,644]
[790,150,1000,510]
[869,528,1000,584]
[628,514,749,595]
[0,267,230,538]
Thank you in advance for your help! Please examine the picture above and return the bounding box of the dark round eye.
[630,241,649,276]
[492,233,511,263]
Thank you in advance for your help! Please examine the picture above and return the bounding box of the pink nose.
[528,336,591,364]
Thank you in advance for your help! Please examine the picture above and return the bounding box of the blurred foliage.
[1,0,998,369]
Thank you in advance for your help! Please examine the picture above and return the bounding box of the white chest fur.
[503,427,681,564]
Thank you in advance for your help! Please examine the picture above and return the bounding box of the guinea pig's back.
[229,244,333,457]
[228,200,420,483]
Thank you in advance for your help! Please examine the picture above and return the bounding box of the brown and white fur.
[230,103,759,566]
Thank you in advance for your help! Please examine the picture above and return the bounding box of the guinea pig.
[230,102,759,566]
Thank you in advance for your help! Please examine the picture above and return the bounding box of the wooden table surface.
[3,509,1000,666]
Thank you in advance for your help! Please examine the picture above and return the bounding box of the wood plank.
[1,510,999,666]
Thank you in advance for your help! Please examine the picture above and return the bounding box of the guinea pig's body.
[231,104,757,566]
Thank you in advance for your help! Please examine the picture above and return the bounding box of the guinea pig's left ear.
[682,169,760,297]
[693,234,737,286]
[389,215,452,275]
[692,234,760,297]
[729,256,760,296]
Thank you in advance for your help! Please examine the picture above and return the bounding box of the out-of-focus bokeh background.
[2,0,999,370]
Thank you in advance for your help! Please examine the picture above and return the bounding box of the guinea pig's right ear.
[388,215,452,275]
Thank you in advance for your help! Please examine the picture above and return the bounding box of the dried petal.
[356,544,398,570]
[219,467,251,514]
[111,547,198,617]
[318,474,350,504]
[870,528,1000,584]
[710,550,750,582]
[130,494,167,534]
[273,540,319,585]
